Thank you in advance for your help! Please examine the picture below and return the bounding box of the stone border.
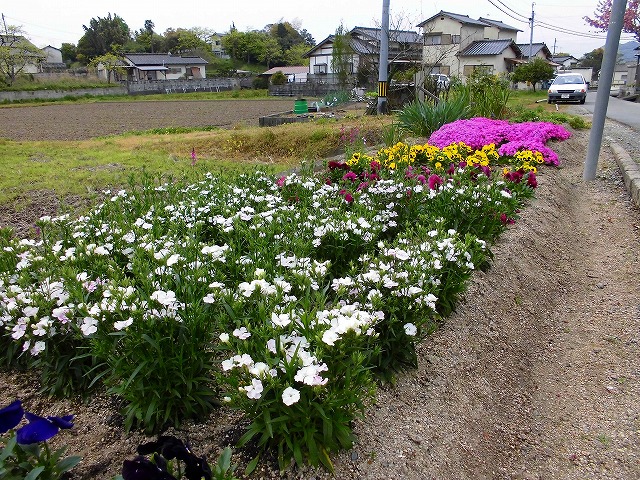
[609,137,640,208]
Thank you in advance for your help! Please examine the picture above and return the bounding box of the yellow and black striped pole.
[377,0,390,114]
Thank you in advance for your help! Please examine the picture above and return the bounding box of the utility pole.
[528,3,535,61]
[2,13,8,36]
[553,38,557,56]
[377,0,390,114]
[584,0,628,180]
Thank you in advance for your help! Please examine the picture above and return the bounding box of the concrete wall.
[0,86,127,102]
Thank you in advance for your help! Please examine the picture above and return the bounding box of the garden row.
[0,118,570,475]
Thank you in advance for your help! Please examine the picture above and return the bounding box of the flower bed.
[0,119,570,474]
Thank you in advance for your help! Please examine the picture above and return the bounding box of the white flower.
[403,323,417,336]
[233,327,251,340]
[114,318,134,330]
[80,317,99,336]
[219,332,230,343]
[294,363,328,386]
[151,290,177,306]
[245,378,263,400]
[166,254,181,266]
[30,341,46,356]
[271,312,291,328]
[282,387,301,406]
[249,362,270,377]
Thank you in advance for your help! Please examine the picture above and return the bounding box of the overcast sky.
[2,0,636,58]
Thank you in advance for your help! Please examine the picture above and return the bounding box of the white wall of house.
[457,53,511,77]
[43,46,63,63]
[308,43,335,75]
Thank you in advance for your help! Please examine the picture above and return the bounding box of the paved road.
[583,91,640,130]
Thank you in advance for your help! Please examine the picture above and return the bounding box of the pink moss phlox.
[428,118,571,166]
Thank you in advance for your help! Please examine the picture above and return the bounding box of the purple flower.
[0,400,24,433]
[16,412,74,444]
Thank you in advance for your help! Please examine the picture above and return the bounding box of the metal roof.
[261,66,308,76]
[124,53,208,66]
[460,39,520,56]
[417,11,488,28]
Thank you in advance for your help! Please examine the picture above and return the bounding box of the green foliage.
[88,52,127,83]
[270,71,287,85]
[578,47,605,75]
[457,69,512,119]
[395,91,471,137]
[77,13,131,62]
[508,105,591,129]
[331,24,354,89]
[511,58,555,92]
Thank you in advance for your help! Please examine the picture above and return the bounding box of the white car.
[429,73,450,89]
[547,73,588,104]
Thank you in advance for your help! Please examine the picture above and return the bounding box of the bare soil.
[1,103,639,479]
[0,98,294,140]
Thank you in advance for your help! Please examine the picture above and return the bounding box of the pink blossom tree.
[584,0,640,41]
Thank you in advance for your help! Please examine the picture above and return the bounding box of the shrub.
[395,90,471,137]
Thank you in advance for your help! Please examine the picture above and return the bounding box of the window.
[463,65,492,76]
[425,35,442,45]
[452,35,461,44]
[313,63,327,75]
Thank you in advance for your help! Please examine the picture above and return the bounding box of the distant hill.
[618,40,639,63]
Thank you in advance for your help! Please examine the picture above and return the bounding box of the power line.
[492,0,530,21]
[486,0,530,24]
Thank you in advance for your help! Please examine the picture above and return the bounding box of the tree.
[584,0,640,41]
[331,24,354,88]
[257,35,283,68]
[0,26,45,85]
[578,48,605,76]
[60,43,78,65]
[77,13,130,63]
[511,58,555,91]
[88,52,126,83]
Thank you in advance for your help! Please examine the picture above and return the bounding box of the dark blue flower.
[15,412,74,444]
[0,400,24,433]
[122,456,177,480]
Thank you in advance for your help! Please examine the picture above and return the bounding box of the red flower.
[344,192,354,203]
[527,172,538,188]
[343,171,358,181]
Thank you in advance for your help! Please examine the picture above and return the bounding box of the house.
[40,45,66,72]
[417,10,524,78]
[305,26,422,87]
[210,34,229,59]
[552,54,579,71]
[261,66,308,83]
[517,43,554,62]
[122,53,208,81]
[0,34,45,75]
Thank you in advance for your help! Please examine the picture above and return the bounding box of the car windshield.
[553,75,583,85]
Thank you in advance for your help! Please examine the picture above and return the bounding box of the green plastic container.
[294,99,308,114]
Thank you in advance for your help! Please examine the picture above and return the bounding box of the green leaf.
[245,454,260,475]
[0,435,16,461]
[55,455,82,473]
[25,466,45,480]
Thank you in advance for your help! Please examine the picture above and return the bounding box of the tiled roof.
[517,43,550,58]
[351,26,422,44]
[478,17,522,32]
[124,53,208,66]
[460,39,520,56]
[417,11,488,28]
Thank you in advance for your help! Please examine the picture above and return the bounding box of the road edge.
[608,138,640,209]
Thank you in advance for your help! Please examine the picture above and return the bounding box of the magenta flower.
[429,118,570,166]
[276,176,287,187]
[428,174,443,190]
[342,171,358,181]
[343,192,354,203]
[190,147,197,166]
[416,174,426,184]
[527,172,538,188]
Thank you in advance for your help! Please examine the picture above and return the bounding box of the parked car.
[547,73,588,104]
[429,73,450,89]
